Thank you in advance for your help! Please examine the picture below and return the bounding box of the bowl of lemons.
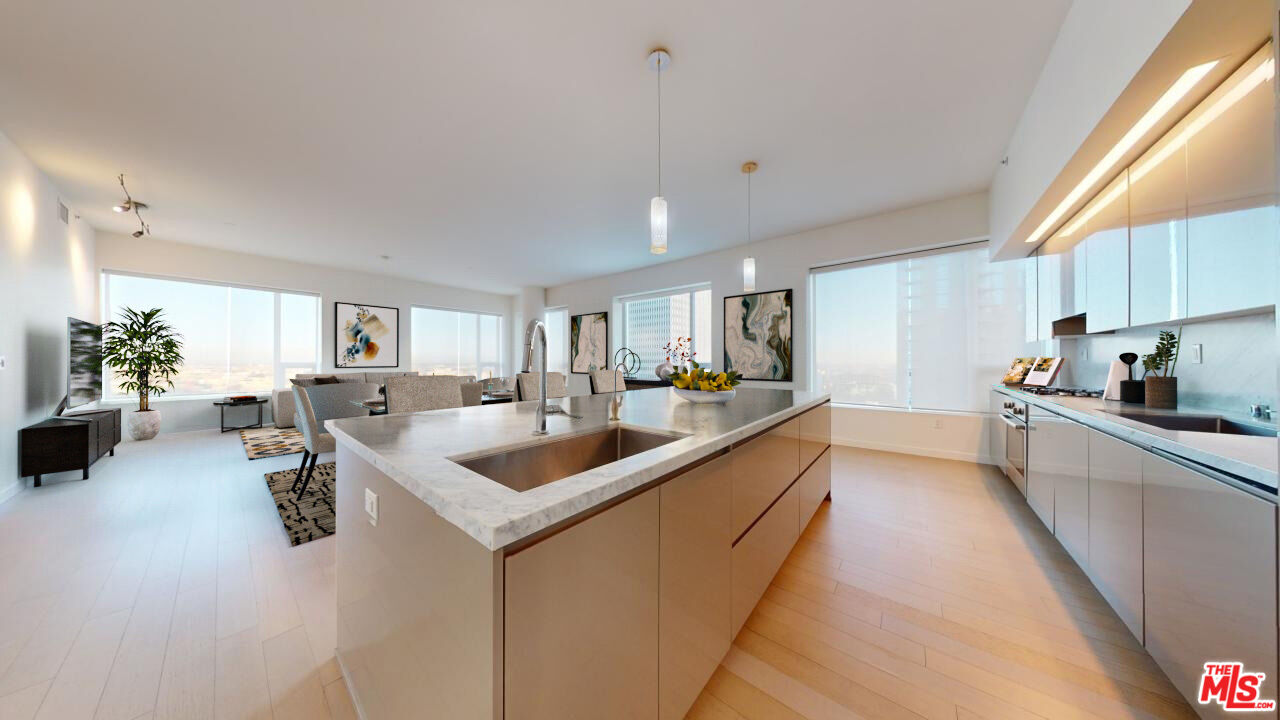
[670,362,741,404]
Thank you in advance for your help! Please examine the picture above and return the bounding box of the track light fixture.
[114,174,150,238]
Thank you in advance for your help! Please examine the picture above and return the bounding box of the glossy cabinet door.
[505,488,660,720]
[1085,171,1131,333]
[659,454,731,720]
[1086,430,1144,642]
[731,418,800,539]
[731,483,800,636]
[1024,255,1039,343]
[799,447,831,529]
[798,402,831,472]
[1129,127,1188,327]
[1186,47,1278,318]
[1037,222,1082,338]
[1027,411,1089,566]
[1142,452,1277,713]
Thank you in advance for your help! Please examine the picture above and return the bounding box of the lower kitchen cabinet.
[1086,430,1144,642]
[799,447,831,529]
[799,401,831,470]
[1142,452,1277,714]
[731,483,800,636]
[731,418,800,539]
[989,390,1007,474]
[659,453,731,720]
[505,488,660,720]
[1027,409,1090,563]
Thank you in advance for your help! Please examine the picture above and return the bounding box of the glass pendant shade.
[743,257,756,292]
[650,196,668,254]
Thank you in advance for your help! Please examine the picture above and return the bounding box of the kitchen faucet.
[522,319,579,434]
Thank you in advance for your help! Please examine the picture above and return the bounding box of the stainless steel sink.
[1103,411,1276,437]
[452,426,687,492]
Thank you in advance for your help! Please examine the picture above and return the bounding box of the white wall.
[989,0,1190,256]
[546,191,1001,464]
[95,233,515,432]
[0,129,98,501]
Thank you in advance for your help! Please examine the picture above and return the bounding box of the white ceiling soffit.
[0,0,1069,292]
[992,0,1273,260]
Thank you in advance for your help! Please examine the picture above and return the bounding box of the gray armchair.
[589,369,627,394]
[291,382,379,498]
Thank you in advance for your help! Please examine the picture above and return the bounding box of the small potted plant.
[655,336,693,381]
[102,307,184,440]
[1141,328,1181,409]
[670,361,742,404]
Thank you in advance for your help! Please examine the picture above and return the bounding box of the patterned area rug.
[264,462,335,546]
[241,426,306,460]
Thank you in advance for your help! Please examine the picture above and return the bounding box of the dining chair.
[516,372,568,401]
[291,382,379,499]
[385,376,464,413]
[460,381,483,407]
[589,368,628,394]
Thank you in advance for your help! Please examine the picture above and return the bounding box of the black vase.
[1119,380,1145,404]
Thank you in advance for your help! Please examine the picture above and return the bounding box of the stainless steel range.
[998,398,1027,496]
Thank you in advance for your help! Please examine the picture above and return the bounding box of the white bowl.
[674,388,736,404]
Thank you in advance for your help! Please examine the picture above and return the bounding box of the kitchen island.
[327,387,831,720]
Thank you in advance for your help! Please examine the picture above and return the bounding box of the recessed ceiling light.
[1024,59,1219,244]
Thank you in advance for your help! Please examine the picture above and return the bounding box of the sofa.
[273,371,419,428]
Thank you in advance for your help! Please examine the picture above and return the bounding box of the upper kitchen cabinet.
[1084,171,1131,333]
[1128,122,1189,327]
[1036,215,1085,340]
[1186,45,1277,317]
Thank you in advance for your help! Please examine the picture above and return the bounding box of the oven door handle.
[999,414,1025,431]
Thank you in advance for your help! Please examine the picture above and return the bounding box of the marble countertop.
[994,385,1278,495]
[327,388,829,550]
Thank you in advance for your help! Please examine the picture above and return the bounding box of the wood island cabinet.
[505,487,661,720]
[731,417,801,539]
[659,453,732,720]
[338,401,831,720]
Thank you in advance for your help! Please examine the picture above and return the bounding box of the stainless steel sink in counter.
[1101,410,1277,437]
[451,425,688,492]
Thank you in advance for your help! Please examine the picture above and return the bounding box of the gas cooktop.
[1024,386,1103,398]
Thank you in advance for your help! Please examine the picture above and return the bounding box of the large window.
[619,286,712,377]
[411,306,504,379]
[812,244,1028,412]
[101,272,319,397]
[544,307,569,375]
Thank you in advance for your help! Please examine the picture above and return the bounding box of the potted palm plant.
[102,307,184,440]
[1141,328,1181,409]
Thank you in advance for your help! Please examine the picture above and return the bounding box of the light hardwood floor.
[0,432,1190,720]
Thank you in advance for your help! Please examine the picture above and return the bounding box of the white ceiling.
[0,0,1069,293]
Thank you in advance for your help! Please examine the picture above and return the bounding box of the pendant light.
[648,49,670,254]
[742,161,757,292]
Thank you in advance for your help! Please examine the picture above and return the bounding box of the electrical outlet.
[933,418,943,430]
[364,488,379,527]
[0,355,6,369]
[1189,344,1203,364]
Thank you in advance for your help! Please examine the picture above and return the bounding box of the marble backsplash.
[1059,311,1276,414]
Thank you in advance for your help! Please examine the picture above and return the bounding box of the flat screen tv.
[67,317,102,409]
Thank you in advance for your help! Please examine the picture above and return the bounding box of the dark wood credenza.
[19,408,121,487]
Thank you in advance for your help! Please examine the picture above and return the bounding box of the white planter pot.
[128,409,162,441]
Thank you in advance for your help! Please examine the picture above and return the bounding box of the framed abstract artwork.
[723,289,792,381]
[335,302,399,368]
[570,311,608,374]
